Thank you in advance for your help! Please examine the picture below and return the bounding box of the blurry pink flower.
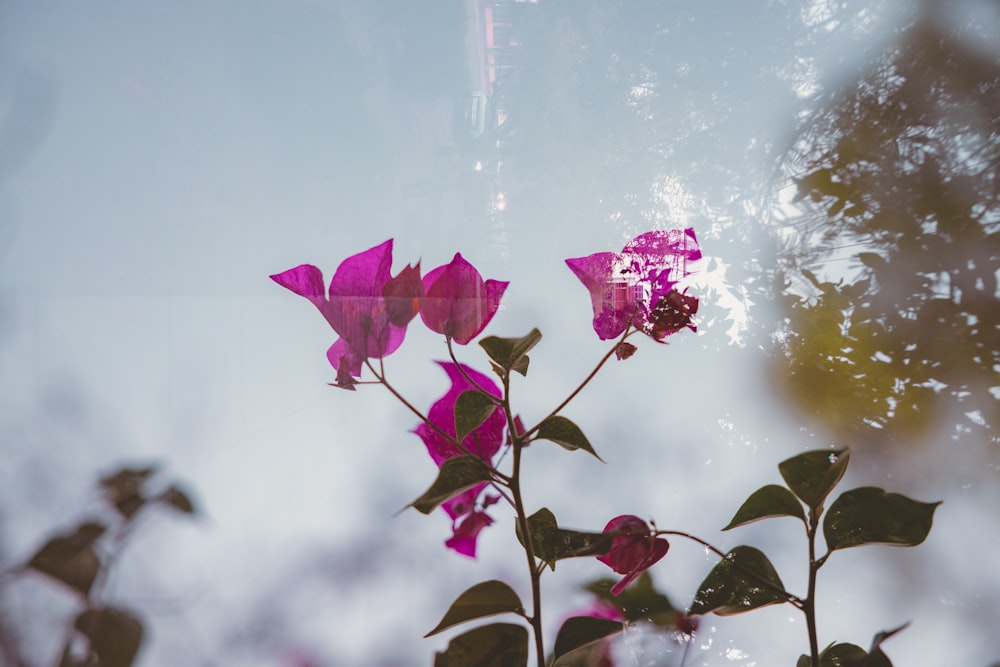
[566,229,701,340]
[414,362,507,557]
[270,240,423,379]
[421,253,508,344]
[597,515,669,596]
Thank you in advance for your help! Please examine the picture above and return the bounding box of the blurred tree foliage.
[774,12,1000,451]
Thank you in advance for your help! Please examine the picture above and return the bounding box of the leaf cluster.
[21,465,198,667]
[688,448,938,665]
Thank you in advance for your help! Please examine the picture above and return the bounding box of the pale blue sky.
[1,1,997,665]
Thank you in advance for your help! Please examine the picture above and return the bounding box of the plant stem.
[446,337,502,405]
[502,371,546,667]
[524,327,635,440]
[805,510,821,667]
[366,360,508,477]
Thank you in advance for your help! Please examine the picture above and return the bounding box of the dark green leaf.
[779,448,850,510]
[433,623,528,667]
[690,546,789,615]
[585,572,679,626]
[454,390,498,443]
[479,329,542,376]
[552,617,624,665]
[515,506,557,547]
[158,485,196,515]
[515,508,612,570]
[411,456,492,515]
[797,656,811,667]
[27,522,106,596]
[824,487,940,551]
[818,642,869,666]
[425,581,524,637]
[536,416,603,461]
[723,484,806,530]
[75,607,144,667]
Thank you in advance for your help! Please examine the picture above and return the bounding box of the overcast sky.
[1,1,997,665]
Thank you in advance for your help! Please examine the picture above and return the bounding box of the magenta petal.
[413,362,504,464]
[327,240,394,300]
[324,240,399,359]
[445,510,494,558]
[383,262,424,326]
[270,265,327,309]
[441,485,485,520]
[565,253,632,340]
[568,229,702,341]
[608,538,668,596]
[622,229,702,268]
[597,515,669,596]
[326,340,362,377]
[421,254,508,344]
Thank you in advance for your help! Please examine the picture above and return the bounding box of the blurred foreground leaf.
[27,522,106,596]
[75,607,144,667]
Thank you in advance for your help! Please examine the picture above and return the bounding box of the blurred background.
[0,0,997,665]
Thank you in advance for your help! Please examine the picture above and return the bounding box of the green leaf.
[425,580,525,637]
[824,487,940,551]
[690,546,789,616]
[479,329,542,376]
[585,572,679,626]
[454,390,498,443]
[75,607,144,667]
[515,508,612,570]
[818,642,869,666]
[433,623,528,667]
[797,656,811,667]
[552,617,623,665]
[410,455,492,515]
[778,448,850,510]
[536,416,603,461]
[27,522,106,596]
[723,484,806,530]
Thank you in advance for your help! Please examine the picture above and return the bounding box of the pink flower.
[566,229,702,340]
[270,240,423,379]
[414,362,505,464]
[445,510,495,558]
[421,253,508,344]
[414,362,507,557]
[597,515,669,596]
